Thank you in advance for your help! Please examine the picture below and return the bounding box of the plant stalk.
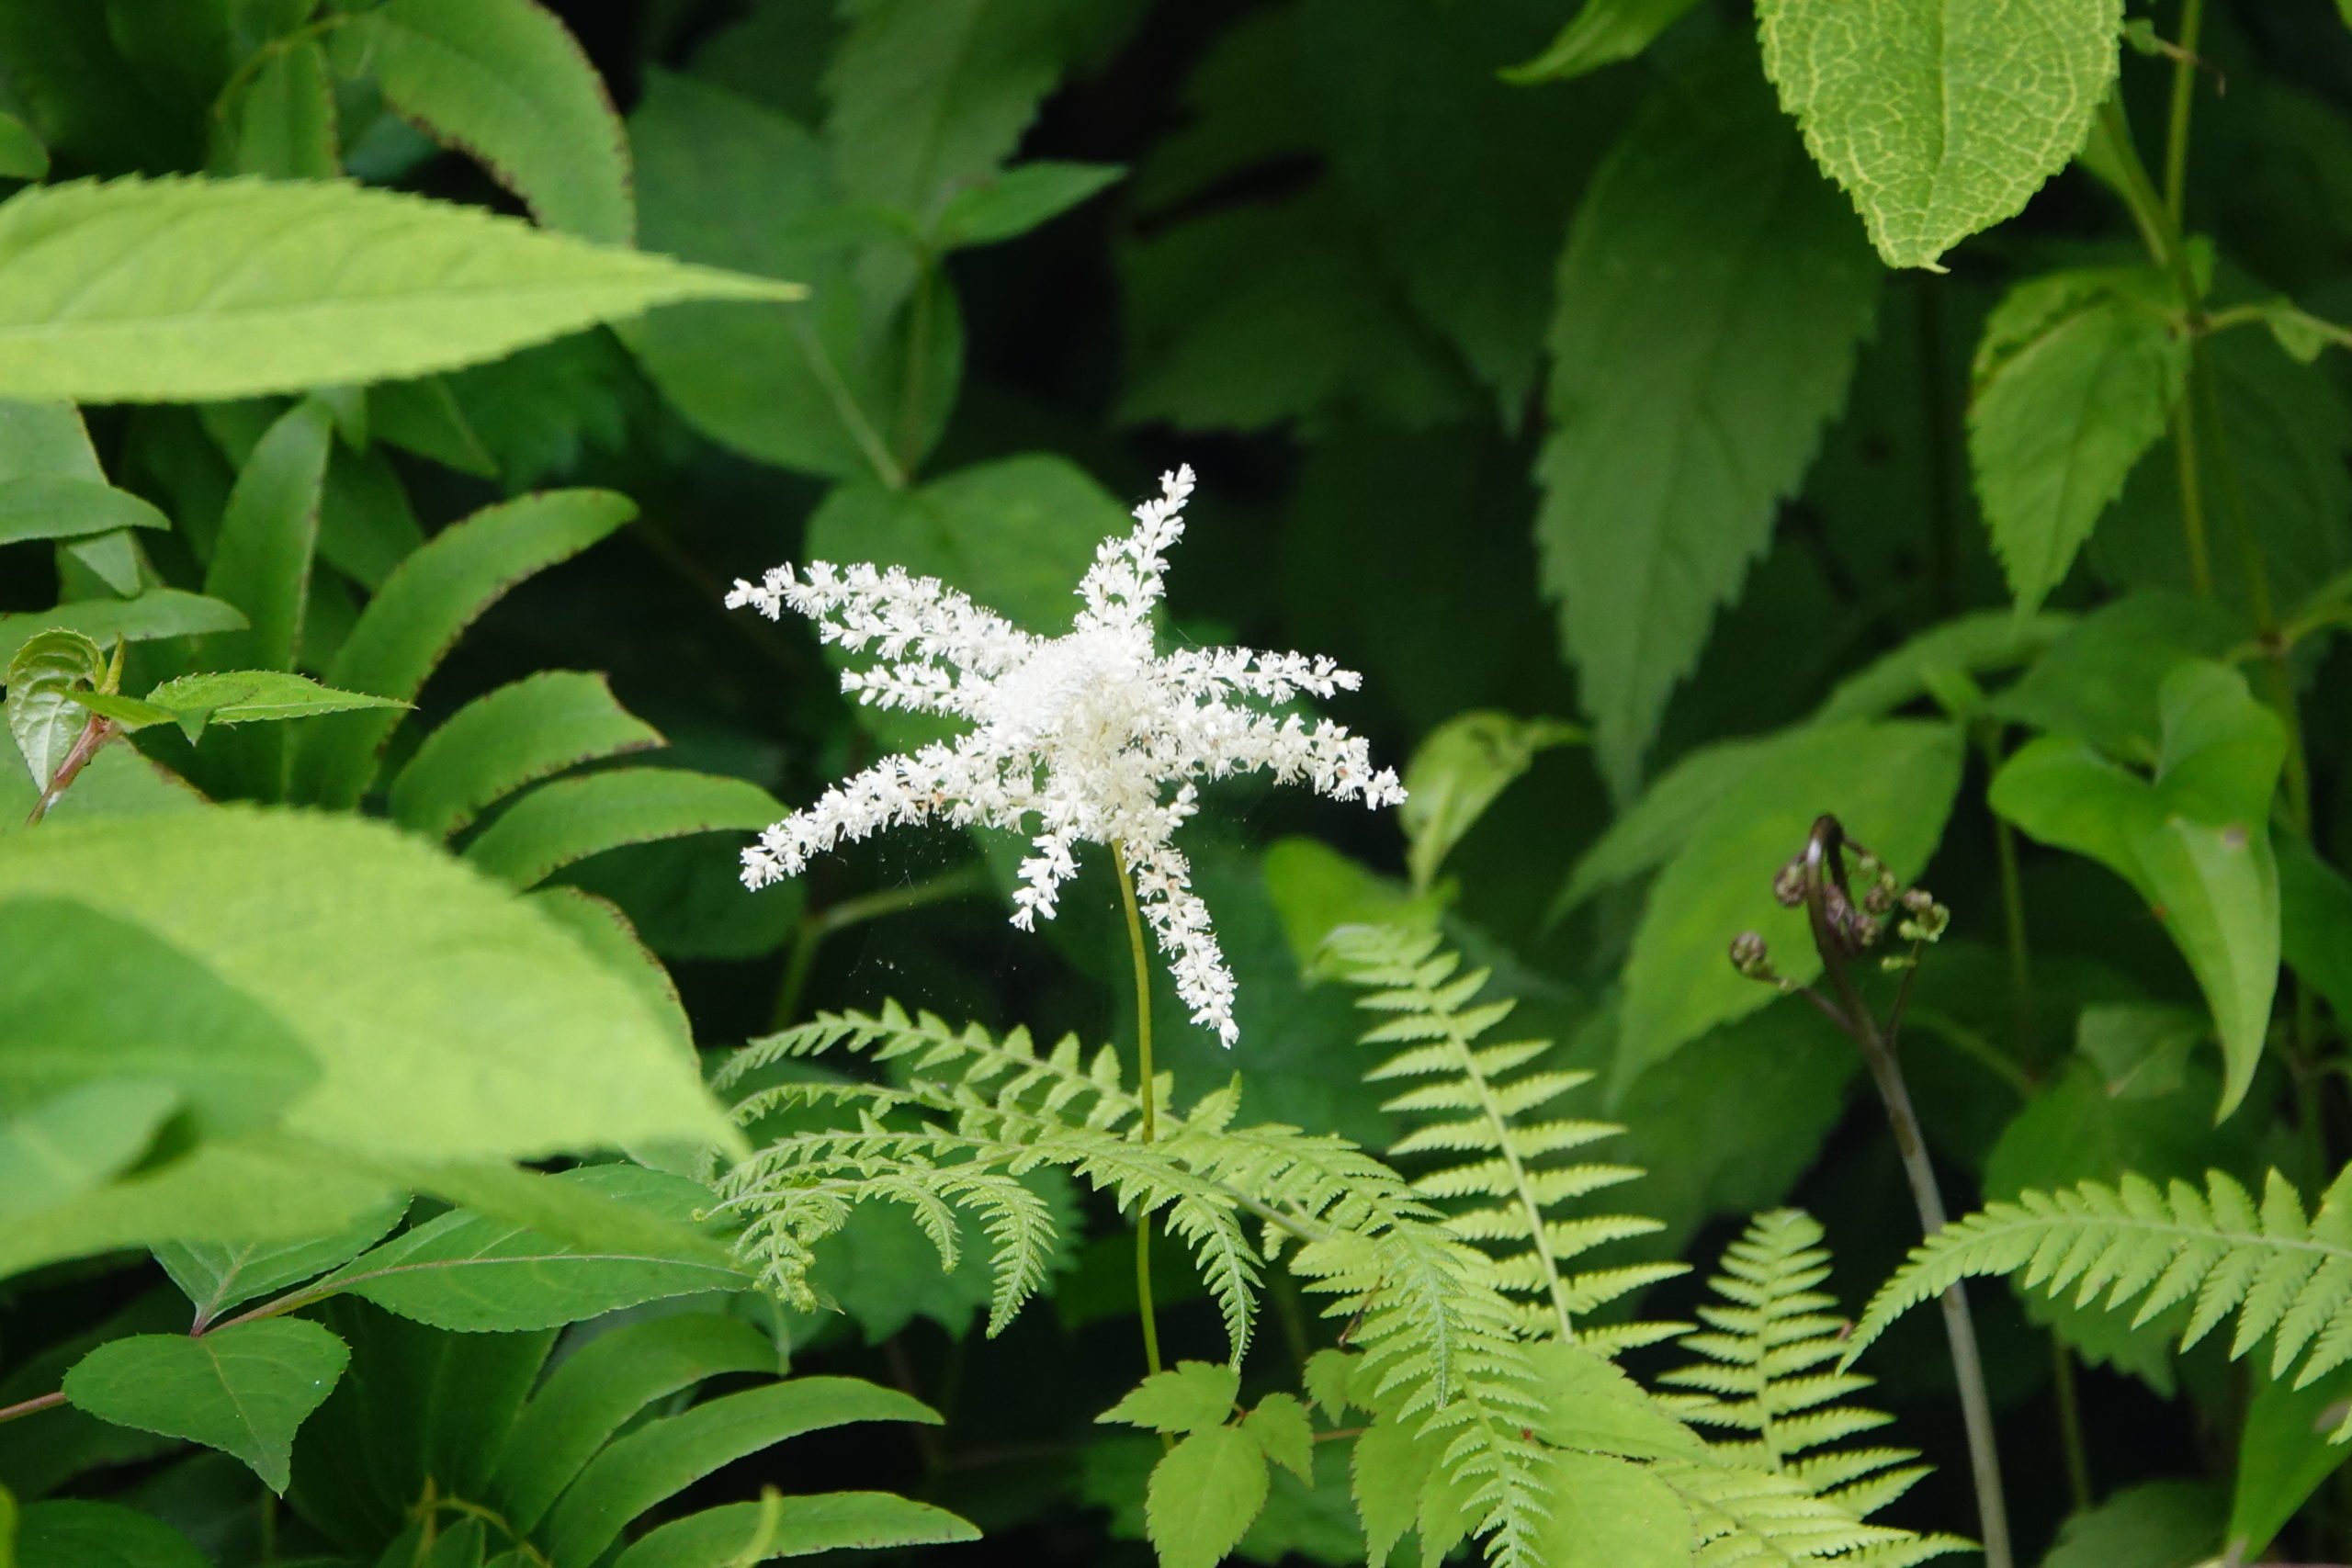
[1113,840,1167,1389]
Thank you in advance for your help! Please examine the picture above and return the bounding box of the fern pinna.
[1326,923,1684,1350]
[1851,1166,2352,1429]
[1657,1210,1969,1565]
[709,1002,1558,1568]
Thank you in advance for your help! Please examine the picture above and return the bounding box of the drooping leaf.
[492,1313,778,1530]
[1144,1426,1269,1568]
[1098,1362,1242,1437]
[195,398,334,675]
[0,476,170,547]
[1758,0,2126,268]
[344,0,633,244]
[1991,661,2284,1116]
[0,176,797,403]
[317,1167,746,1333]
[0,592,247,670]
[462,768,782,890]
[0,1080,180,1218]
[544,1377,944,1568]
[62,1318,350,1493]
[607,1494,980,1568]
[292,490,638,807]
[1504,0,1705,83]
[1536,51,1880,795]
[1399,710,1580,893]
[154,1200,411,1326]
[12,1502,208,1568]
[1618,718,1964,1080]
[1969,270,2188,612]
[5,629,105,794]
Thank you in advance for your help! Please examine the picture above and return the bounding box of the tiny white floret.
[726,465,1404,1046]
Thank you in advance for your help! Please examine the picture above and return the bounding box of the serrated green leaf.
[0,477,170,547]
[933,161,1123,249]
[224,39,335,179]
[292,489,637,807]
[0,113,47,182]
[1988,589,2240,761]
[0,1080,179,1218]
[197,398,334,676]
[1399,710,1579,894]
[5,628,105,793]
[346,0,633,244]
[1241,1393,1315,1482]
[609,1494,980,1568]
[0,592,248,671]
[1991,661,2283,1117]
[493,1313,777,1531]
[62,1319,349,1493]
[1099,1361,1241,1436]
[546,1377,944,1568]
[1503,0,1705,83]
[0,176,798,403]
[525,887,695,1069]
[1302,1348,1354,1420]
[153,1199,410,1327]
[318,1167,745,1333]
[1146,1426,1268,1568]
[393,673,662,840]
[1758,0,2125,268]
[14,1502,207,1568]
[462,768,780,890]
[1532,1450,1692,1568]
[1618,719,1964,1081]
[1969,271,2188,612]
[1537,51,1880,795]
[115,671,407,741]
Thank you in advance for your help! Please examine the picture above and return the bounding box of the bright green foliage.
[344,0,636,244]
[1970,271,2189,612]
[1399,712,1581,895]
[0,592,245,668]
[607,1494,981,1567]
[462,767,783,889]
[1657,1212,1963,1557]
[1758,0,2125,268]
[390,671,662,840]
[2231,1366,2352,1560]
[1852,1166,2352,1411]
[5,628,104,794]
[1147,1427,1269,1568]
[62,1318,349,1493]
[1535,48,1879,794]
[75,672,404,745]
[1325,924,1684,1349]
[1531,1450,1690,1568]
[0,1080,179,1217]
[1993,661,2284,1116]
[13,1502,207,1568]
[153,1201,410,1328]
[220,38,334,179]
[1099,1361,1242,1434]
[0,177,797,403]
[196,398,334,675]
[0,475,168,546]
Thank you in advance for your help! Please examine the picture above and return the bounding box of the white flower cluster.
[726,465,1404,1046]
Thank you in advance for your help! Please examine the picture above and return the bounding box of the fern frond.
[1655,1457,1969,1566]
[1327,924,1684,1348]
[1850,1167,2352,1416]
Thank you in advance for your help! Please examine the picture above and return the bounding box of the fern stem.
[1113,840,1167,1383]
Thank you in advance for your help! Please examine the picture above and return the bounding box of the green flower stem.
[1113,840,1167,1388]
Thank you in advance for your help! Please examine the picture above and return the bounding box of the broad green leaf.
[463,768,782,890]
[1098,1362,1242,1437]
[1536,51,1879,795]
[1241,1393,1314,1482]
[1349,1415,1436,1568]
[79,672,405,744]
[0,113,47,181]
[492,1313,778,1530]
[225,39,335,179]
[0,477,170,547]
[1261,836,1445,977]
[293,490,637,807]
[558,834,805,964]
[2281,838,2352,1030]
[1618,719,1964,1080]
[0,592,248,670]
[608,1494,980,1568]
[198,398,334,674]
[2075,1003,2208,1100]
[1531,1450,1692,1568]
[345,0,634,244]
[933,162,1123,249]
[1146,1426,1268,1568]
[13,1502,207,1568]
[0,399,100,481]
[1970,271,2188,612]
[154,1200,410,1326]
[1758,0,2125,268]
[391,672,662,841]
[0,1080,179,1218]
[1503,0,1705,83]
[63,1320,347,1493]
[1991,661,2284,1116]
[1551,734,1778,920]
[1812,609,2074,724]
[1990,590,2241,761]
[0,176,798,403]
[5,629,105,794]
[546,1377,944,1568]
[0,809,731,1180]
[317,1167,746,1333]
[1399,710,1580,893]
[2231,1365,2352,1560]
[2041,1480,2223,1568]
[1524,1341,1703,1461]
[526,887,695,1067]
[822,0,1083,220]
